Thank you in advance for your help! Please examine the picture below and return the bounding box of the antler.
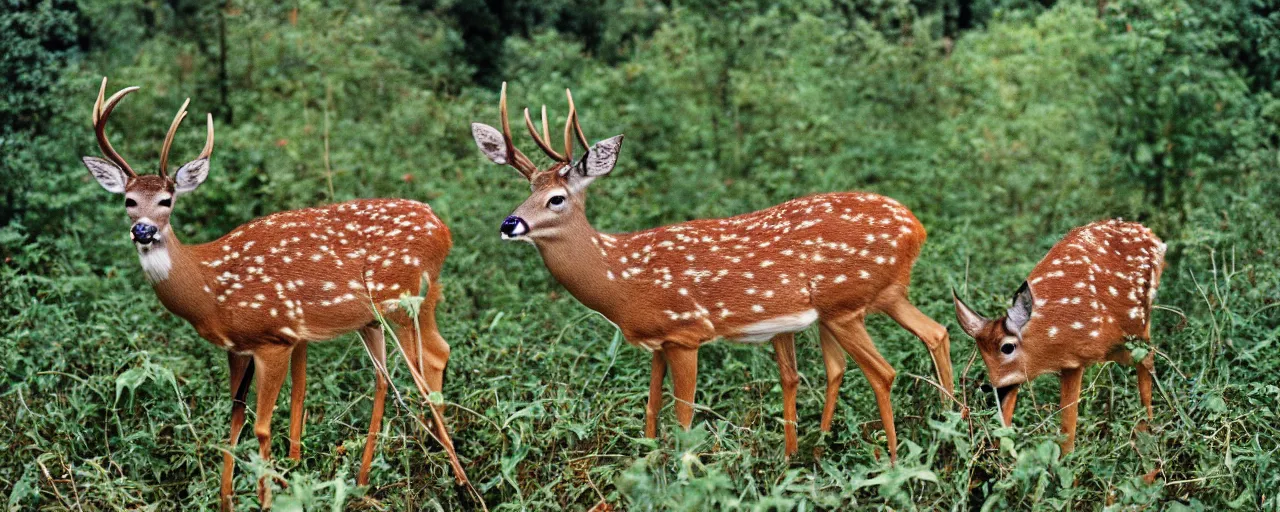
[496,82,540,180]
[522,89,587,164]
[92,77,140,177]
[158,98,216,179]
[565,89,589,160]
[524,106,566,162]
[158,98,189,179]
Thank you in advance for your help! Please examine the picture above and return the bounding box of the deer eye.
[547,195,566,208]
[1000,342,1016,355]
[158,198,172,207]
[125,198,138,208]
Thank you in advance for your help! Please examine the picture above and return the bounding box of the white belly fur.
[729,309,818,343]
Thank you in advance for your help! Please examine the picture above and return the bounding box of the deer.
[80,78,466,510]
[470,83,954,461]
[952,219,1166,453]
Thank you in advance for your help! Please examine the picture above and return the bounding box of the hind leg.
[392,279,451,437]
[817,325,847,433]
[1107,348,1156,421]
[822,313,899,463]
[393,280,450,405]
[389,278,460,471]
[287,343,307,460]
[882,292,953,401]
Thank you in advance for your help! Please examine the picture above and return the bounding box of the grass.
[3,172,1277,510]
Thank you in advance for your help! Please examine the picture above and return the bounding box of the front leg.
[1058,367,1084,455]
[221,353,254,512]
[252,346,293,509]
[662,344,699,430]
[645,351,666,438]
[1137,352,1155,420]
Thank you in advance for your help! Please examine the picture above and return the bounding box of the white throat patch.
[138,245,173,283]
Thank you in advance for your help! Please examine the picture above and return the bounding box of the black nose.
[132,223,158,244]
[500,216,527,237]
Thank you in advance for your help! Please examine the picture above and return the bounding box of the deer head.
[952,282,1039,425]
[470,83,623,242]
[81,78,214,253]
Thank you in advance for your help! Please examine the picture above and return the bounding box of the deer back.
[577,192,927,348]
[1020,219,1165,363]
[177,198,450,350]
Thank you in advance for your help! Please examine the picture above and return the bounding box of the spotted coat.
[571,192,927,350]
[1018,219,1166,367]
[161,198,450,352]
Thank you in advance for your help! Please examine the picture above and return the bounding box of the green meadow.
[2,0,1277,509]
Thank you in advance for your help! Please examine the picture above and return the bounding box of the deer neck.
[139,228,216,326]
[532,216,625,318]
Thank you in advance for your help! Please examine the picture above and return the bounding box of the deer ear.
[471,123,508,165]
[568,134,623,193]
[173,158,210,194]
[584,134,623,177]
[1004,281,1034,334]
[952,289,990,339]
[83,156,128,194]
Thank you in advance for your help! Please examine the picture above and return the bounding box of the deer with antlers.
[470,84,954,460]
[952,219,1165,453]
[81,78,466,510]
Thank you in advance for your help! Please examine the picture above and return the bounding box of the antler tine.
[498,82,538,179]
[92,77,140,177]
[93,78,105,125]
[197,113,215,160]
[158,98,191,179]
[541,105,551,147]
[524,106,566,162]
[566,89,589,156]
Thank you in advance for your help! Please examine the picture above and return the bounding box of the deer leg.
[662,344,699,430]
[997,385,1020,427]
[771,333,800,457]
[221,353,254,512]
[357,326,388,487]
[412,284,452,429]
[287,343,307,461]
[251,346,292,509]
[823,316,899,463]
[1137,352,1155,421]
[1058,367,1084,455]
[393,317,458,455]
[645,351,666,439]
[883,295,954,400]
[817,324,847,432]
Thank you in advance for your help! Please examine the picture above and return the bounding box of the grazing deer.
[952,219,1165,453]
[470,83,953,460]
[81,78,465,510]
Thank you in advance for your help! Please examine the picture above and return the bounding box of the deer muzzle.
[500,215,528,239]
[131,223,159,245]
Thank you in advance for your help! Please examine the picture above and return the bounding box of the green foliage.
[2,0,1278,509]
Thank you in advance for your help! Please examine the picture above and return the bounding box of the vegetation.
[2,0,1277,509]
